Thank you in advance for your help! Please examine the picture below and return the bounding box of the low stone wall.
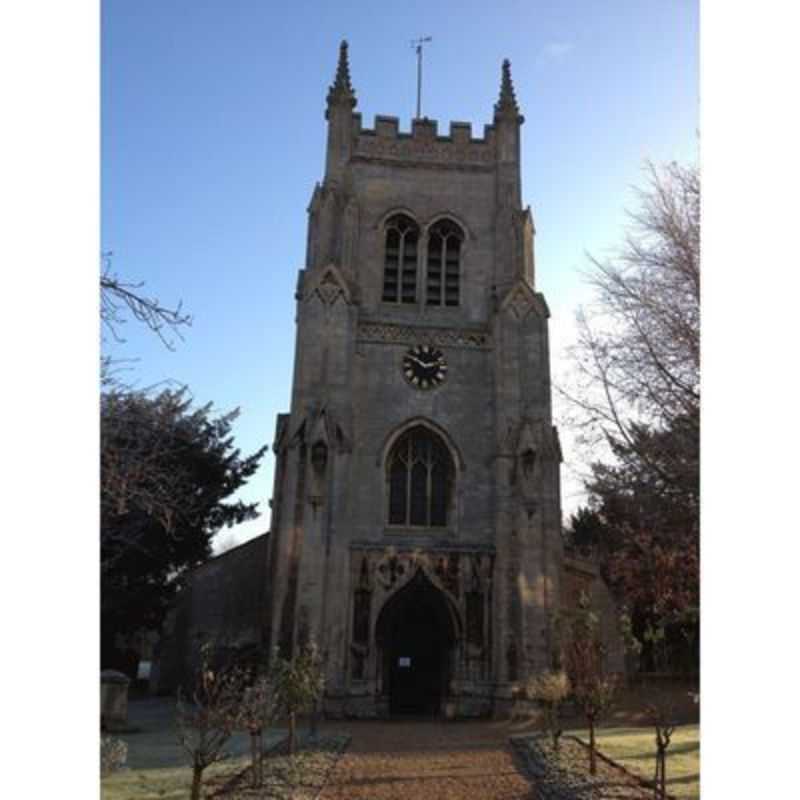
[151,534,270,694]
[562,554,626,677]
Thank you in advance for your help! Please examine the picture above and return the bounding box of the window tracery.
[381,214,419,304]
[426,219,463,307]
[386,425,454,527]
[381,215,465,307]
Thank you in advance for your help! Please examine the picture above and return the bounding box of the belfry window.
[426,220,462,307]
[382,215,419,304]
[387,426,454,527]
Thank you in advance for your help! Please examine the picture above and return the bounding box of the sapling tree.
[273,642,325,756]
[527,670,571,751]
[646,691,679,800]
[236,671,278,788]
[564,592,618,775]
[619,614,683,800]
[176,645,245,800]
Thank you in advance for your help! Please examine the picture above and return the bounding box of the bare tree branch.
[559,160,700,497]
[100,251,192,352]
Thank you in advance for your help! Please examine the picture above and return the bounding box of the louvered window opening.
[426,220,462,307]
[382,215,419,304]
[388,426,453,527]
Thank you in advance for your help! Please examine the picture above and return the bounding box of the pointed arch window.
[387,425,454,527]
[426,219,463,307]
[382,215,419,304]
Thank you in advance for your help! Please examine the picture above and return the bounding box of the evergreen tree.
[101,387,267,670]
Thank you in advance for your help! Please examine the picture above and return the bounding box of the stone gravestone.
[100,670,131,729]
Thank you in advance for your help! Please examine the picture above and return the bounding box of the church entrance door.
[376,570,456,716]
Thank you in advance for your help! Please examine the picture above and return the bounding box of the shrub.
[273,642,325,756]
[527,670,571,750]
[100,736,128,777]
[237,672,279,788]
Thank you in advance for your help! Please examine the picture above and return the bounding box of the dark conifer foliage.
[100,388,267,670]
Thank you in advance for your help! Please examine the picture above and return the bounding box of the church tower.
[264,42,564,717]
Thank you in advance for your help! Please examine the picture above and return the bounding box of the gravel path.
[318,719,535,800]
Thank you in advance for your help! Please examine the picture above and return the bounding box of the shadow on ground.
[114,697,285,771]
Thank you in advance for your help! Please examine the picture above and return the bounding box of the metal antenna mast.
[411,36,432,119]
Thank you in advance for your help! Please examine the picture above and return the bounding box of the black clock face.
[403,345,447,390]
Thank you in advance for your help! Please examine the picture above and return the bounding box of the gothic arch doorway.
[375,570,458,715]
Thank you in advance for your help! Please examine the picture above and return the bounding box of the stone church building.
[153,42,623,716]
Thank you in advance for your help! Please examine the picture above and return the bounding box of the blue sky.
[101,0,699,549]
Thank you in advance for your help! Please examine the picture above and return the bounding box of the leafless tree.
[176,645,245,800]
[563,593,618,775]
[646,692,679,800]
[236,672,278,788]
[618,617,681,798]
[560,161,699,495]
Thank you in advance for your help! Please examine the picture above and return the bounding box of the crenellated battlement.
[351,113,497,166]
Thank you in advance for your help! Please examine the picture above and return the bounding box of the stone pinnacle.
[327,39,357,109]
[494,58,521,118]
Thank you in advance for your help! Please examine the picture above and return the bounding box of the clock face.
[403,345,447,390]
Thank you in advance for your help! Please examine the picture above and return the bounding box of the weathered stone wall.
[561,554,626,676]
[151,533,269,694]
[264,46,565,716]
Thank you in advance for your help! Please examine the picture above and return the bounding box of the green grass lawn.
[102,755,248,800]
[101,698,285,800]
[566,724,700,800]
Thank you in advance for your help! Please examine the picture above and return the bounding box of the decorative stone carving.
[357,322,490,349]
[341,197,359,277]
[357,555,371,590]
[498,280,549,321]
[293,405,352,455]
[434,553,460,597]
[376,554,407,590]
[507,285,533,320]
[468,553,493,593]
[304,265,353,307]
[354,134,493,166]
[465,590,484,647]
[502,417,558,502]
[516,419,541,504]
[352,589,371,645]
[308,439,328,513]
[358,547,492,603]
[318,273,344,305]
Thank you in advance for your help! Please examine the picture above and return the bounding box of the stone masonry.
[263,42,574,718]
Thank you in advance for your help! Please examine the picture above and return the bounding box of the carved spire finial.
[494,58,522,120]
[327,39,357,110]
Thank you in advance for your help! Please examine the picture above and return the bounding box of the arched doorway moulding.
[369,552,464,642]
